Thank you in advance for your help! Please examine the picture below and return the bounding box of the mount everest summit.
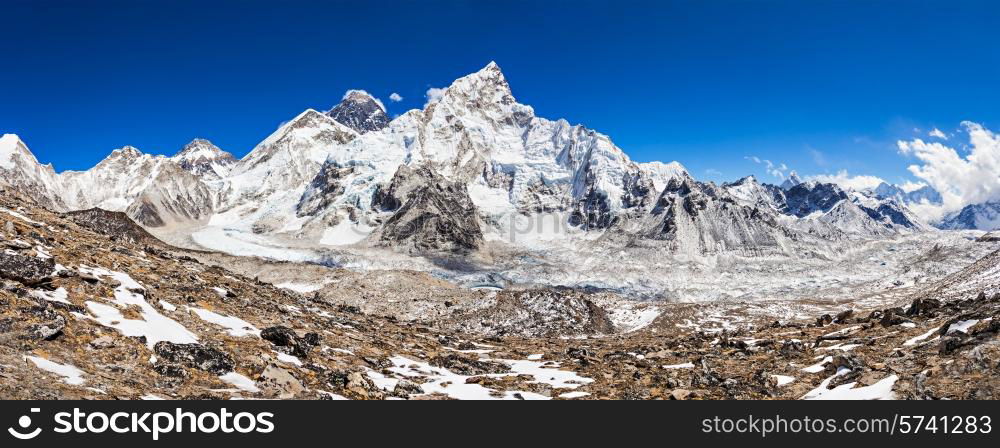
[0,62,947,259]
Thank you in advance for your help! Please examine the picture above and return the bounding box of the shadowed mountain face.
[373,165,484,253]
[939,201,1000,230]
[65,208,163,246]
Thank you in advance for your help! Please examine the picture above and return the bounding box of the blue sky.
[2,0,998,187]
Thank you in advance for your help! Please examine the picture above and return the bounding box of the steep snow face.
[327,90,390,134]
[215,109,358,232]
[780,172,803,190]
[871,182,942,205]
[0,134,66,210]
[640,161,688,193]
[723,176,786,211]
[171,139,236,179]
[60,147,171,211]
[939,201,1000,230]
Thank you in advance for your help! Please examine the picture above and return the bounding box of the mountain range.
[1,62,987,259]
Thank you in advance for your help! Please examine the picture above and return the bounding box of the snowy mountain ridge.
[939,201,1000,231]
[2,62,932,257]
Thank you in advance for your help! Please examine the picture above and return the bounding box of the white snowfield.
[367,355,593,400]
[24,356,86,386]
[185,306,260,338]
[77,266,199,348]
[802,369,898,400]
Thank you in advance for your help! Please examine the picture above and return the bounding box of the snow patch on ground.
[80,266,198,348]
[1,208,43,226]
[186,306,260,337]
[559,391,590,399]
[276,352,303,366]
[372,355,593,400]
[773,375,796,386]
[947,319,981,334]
[32,287,70,304]
[802,370,898,400]
[802,356,833,373]
[219,372,260,393]
[384,356,547,400]
[25,356,86,385]
[662,362,695,369]
[502,359,593,389]
[276,282,327,293]
[903,327,941,346]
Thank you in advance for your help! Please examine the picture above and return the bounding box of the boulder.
[259,365,304,399]
[0,253,55,286]
[153,341,234,375]
[261,326,320,358]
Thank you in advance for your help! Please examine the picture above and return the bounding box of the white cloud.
[898,180,929,193]
[807,170,887,192]
[928,128,948,140]
[897,121,1000,222]
[341,89,385,111]
[389,92,403,102]
[425,87,446,105]
[745,156,788,179]
[809,147,827,166]
[705,168,723,177]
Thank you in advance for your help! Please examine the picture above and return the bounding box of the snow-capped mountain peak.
[639,161,688,193]
[171,138,236,179]
[107,145,144,159]
[174,138,225,159]
[780,171,802,190]
[439,61,516,108]
[1,134,39,169]
[871,182,943,205]
[939,201,1000,230]
[239,108,358,171]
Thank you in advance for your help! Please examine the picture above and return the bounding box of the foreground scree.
[1,189,999,400]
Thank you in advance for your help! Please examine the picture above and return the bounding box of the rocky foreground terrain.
[1,188,999,400]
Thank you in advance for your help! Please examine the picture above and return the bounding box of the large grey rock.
[0,253,55,286]
[153,341,234,375]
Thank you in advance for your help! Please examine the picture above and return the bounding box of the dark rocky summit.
[327,90,390,134]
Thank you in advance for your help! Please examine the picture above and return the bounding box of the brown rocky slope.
[1,188,999,400]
